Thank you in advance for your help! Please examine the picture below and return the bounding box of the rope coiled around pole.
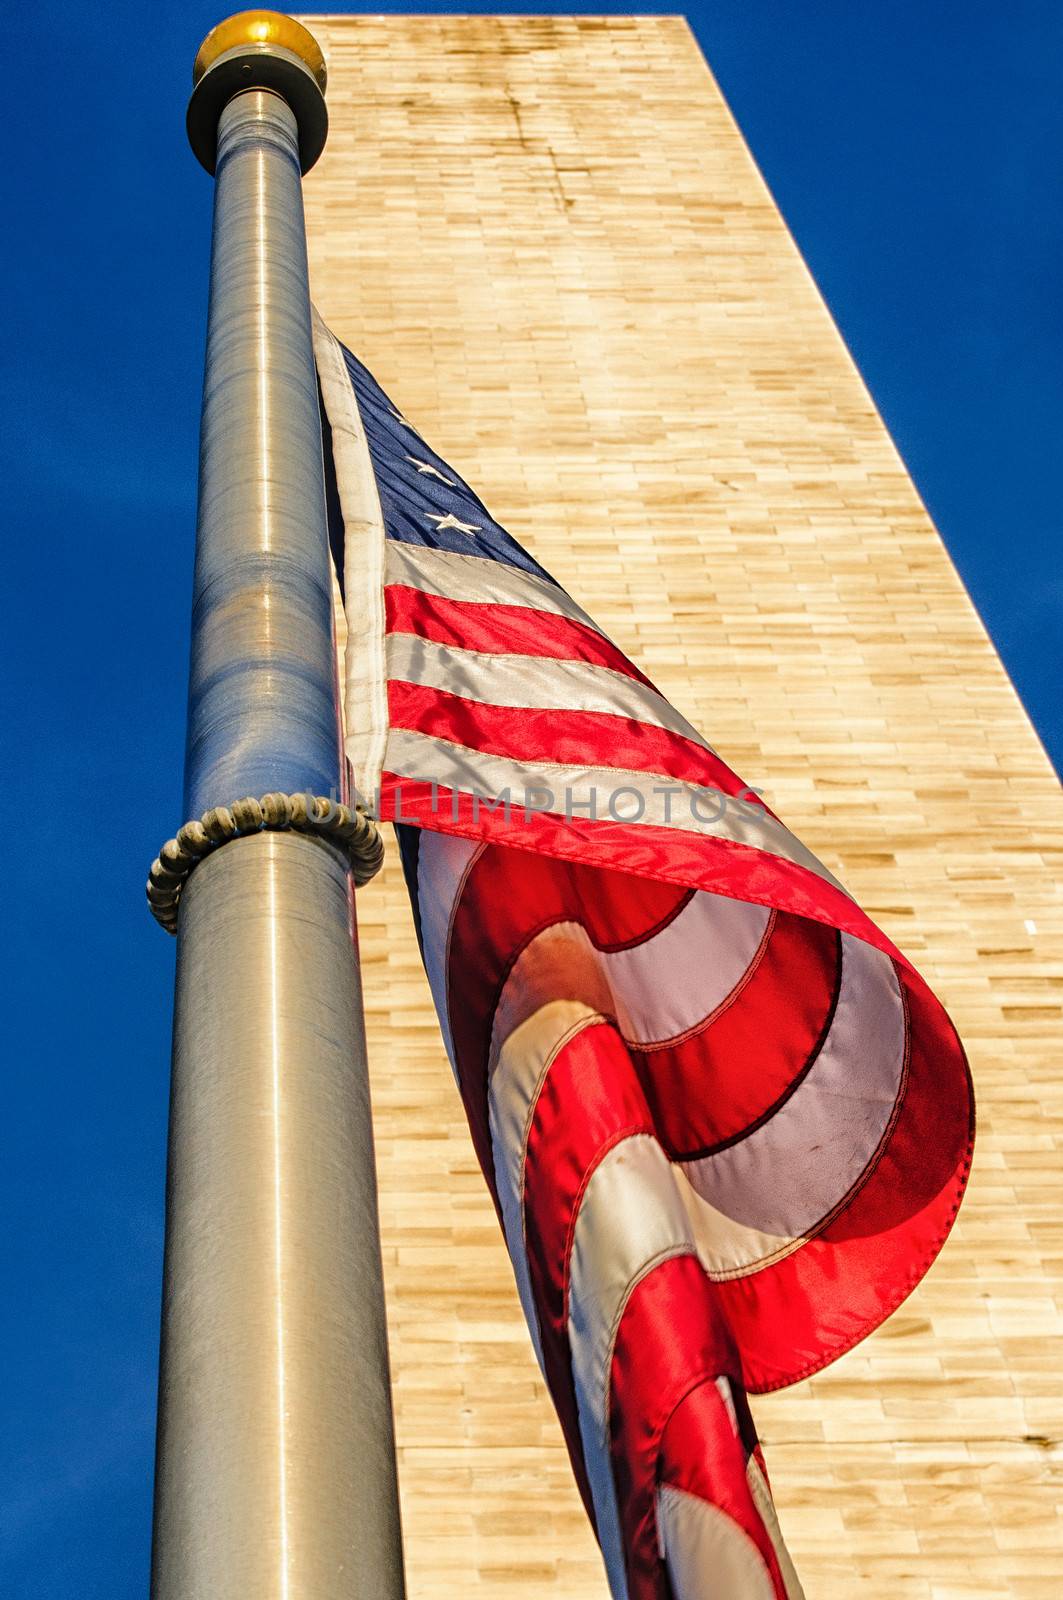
[146,792,385,933]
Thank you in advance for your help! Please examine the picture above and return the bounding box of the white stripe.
[601,893,769,1046]
[415,831,480,1077]
[747,1457,806,1600]
[387,633,713,750]
[673,1191,792,1282]
[487,1000,603,1379]
[331,554,347,733]
[657,1484,777,1600]
[385,728,844,892]
[716,1373,739,1433]
[489,928,614,1065]
[488,897,769,1055]
[568,1135,695,1600]
[385,538,604,633]
[676,932,906,1277]
[312,309,389,805]
[481,936,814,1593]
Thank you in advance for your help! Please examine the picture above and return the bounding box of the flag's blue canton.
[340,347,558,586]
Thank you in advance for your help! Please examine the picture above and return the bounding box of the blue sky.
[1,3,1060,1593]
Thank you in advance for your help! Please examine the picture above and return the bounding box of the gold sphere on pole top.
[187,9,329,175]
[193,11,327,92]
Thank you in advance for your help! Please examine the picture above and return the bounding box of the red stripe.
[383,775,906,966]
[385,586,656,685]
[517,1018,793,1594]
[443,843,689,1189]
[711,965,973,1393]
[608,1255,788,1598]
[657,1383,789,1599]
[633,915,841,1155]
[520,1022,655,1528]
[387,680,737,792]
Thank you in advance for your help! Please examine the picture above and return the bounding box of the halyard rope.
[146,793,385,933]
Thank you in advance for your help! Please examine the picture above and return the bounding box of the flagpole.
[150,14,406,1596]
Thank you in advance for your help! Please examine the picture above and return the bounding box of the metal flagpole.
[150,13,406,1596]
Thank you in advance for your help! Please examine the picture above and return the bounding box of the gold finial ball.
[193,11,327,92]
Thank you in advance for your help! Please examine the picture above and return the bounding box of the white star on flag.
[406,456,455,485]
[425,512,481,535]
[389,408,421,434]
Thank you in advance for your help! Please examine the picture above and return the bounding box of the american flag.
[314,311,974,1600]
